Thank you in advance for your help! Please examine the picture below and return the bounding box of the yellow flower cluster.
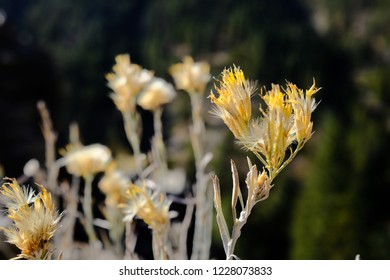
[209,66,256,140]
[0,178,60,259]
[285,81,319,143]
[210,66,320,175]
[122,183,170,233]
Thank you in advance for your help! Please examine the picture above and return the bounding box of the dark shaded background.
[1,0,390,259]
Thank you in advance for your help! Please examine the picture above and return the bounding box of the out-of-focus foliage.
[1,0,390,259]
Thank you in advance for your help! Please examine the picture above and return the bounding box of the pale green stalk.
[152,107,168,171]
[123,110,143,177]
[124,221,138,259]
[37,101,58,195]
[212,161,257,260]
[214,141,310,260]
[152,227,170,260]
[56,176,79,254]
[122,109,144,258]
[82,174,97,244]
[189,92,212,260]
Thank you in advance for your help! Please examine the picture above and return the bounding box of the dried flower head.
[99,165,130,207]
[137,77,176,111]
[245,164,271,204]
[0,178,60,259]
[60,143,112,178]
[209,65,256,140]
[169,56,211,94]
[106,54,154,112]
[122,183,171,233]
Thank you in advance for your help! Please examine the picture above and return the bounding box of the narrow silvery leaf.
[231,160,240,223]
[212,175,230,255]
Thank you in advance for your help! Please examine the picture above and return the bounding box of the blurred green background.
[1,0,390,259]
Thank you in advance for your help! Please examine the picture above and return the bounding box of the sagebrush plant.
[0,55,319,260]
[209,65,319,259]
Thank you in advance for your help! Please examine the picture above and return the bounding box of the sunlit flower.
[106,54,154,112]
[209,65,256,140]
[137,77,176,111]
[60,144,112,178]
[0,178,60,259]
[169,56,211,94]
[122,183,171,233]
[241,84,295,170]
[210,65,320,175]
[285,80,320,143]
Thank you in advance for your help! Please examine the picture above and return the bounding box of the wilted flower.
[0,178,61,259]
[137,77,176,111]
[169,56,211,94]
[99,165,130,207]
[209,65,256,140]
[106,54,154,112]
[60,143,112,178]
[122,183,171,233]
[245,164,271,204]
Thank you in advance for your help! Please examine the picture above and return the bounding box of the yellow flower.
[0,178,60,259]
[60,144,112,178]
[209,65,320,176]
[137,77,176,111]
[285,80,320,143]
[106,54,154,112]
[242,84,295,170]
[169,56,211,94]
[209,65,256,140]
[122,183,170,233]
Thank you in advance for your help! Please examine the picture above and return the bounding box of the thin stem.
[56,178,79,253]
[152,108,168,171]
[189,93,205,161]
[225,203,254,260]
[82,174,97,244]
[37,101,58,196]
[179,199,195,259]
[273,141,306,179]
[123,110,143,177]
[189,92,212,260]
[152,228,170,260]
[124,221,138,259]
